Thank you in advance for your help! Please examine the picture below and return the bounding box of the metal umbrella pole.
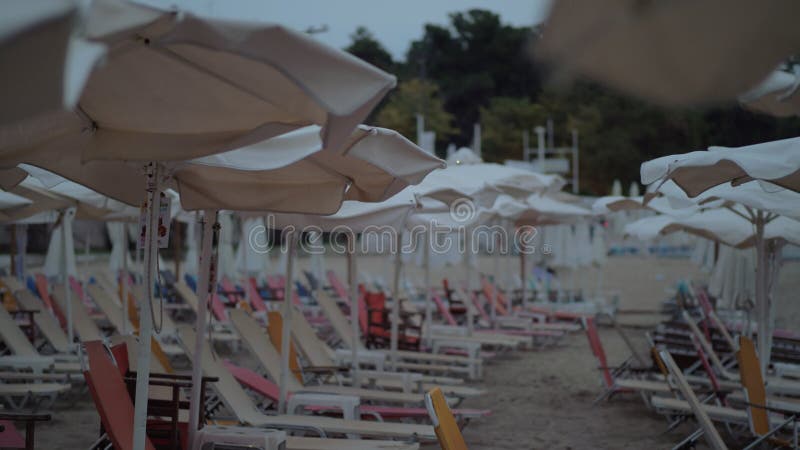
[121,224,129,335]
[347,232,360,388]
[132,163,162,450]
[423,231,433,346]
[60,210,74,347]
[187,209,219,446]
[390,231,403,368]
[278,230,299,413]
[753,210,770,376]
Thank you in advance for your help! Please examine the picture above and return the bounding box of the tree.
[345,27,395,73]
[405,10,541,145]
[375,79,456,143]
[480,97,548,163]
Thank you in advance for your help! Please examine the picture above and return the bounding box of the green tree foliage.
[375,79,457,141]
[344,15,800,195]
[480,97,547,163]
[344,26,395,72]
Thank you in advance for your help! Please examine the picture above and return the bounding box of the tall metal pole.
[535,126,546,167]
[423,232,433,346]
[347,233,359,388]
[187,209,218,447]
[61,211,73,346]
[572,129,579,195]
[132,163,161,450]
[278,231,298,413]
[390,232,402,367]
[121,224,130,335]
[754,211,770,376]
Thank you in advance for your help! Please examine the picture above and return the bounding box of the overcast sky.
[145,0,553,59]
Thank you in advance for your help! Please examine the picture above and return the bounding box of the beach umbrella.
[536,0,800,106]
[268,189,444,409]
[708,245,756,310]
[611,179,623,196]
[641,137,800,196]
[1,1,104,127]
[739,68,800,118]
[643,142,800,372]
[1,0,397,165]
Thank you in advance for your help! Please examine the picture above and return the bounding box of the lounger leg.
[24,420,34,450]
[672,427,704,450]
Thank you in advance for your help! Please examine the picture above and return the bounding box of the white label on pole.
[138,193,172,250]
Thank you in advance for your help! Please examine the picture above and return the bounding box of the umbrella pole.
[520,245,528,311]
[121,225,129,335]
[423,232,432,346]
[10,226,16,277]
[492,234,499,328]
[464,250,474,336]
[347,233,359,387]
[132,163,162,450]
[754,211,770,376]
[61,211,74,346]
[278,231,298,414]
[390,232,402,368]
[187,209,218,446]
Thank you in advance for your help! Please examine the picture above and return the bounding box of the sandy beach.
[31,254,800,449]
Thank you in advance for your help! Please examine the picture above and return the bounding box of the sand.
[27,255,800,449]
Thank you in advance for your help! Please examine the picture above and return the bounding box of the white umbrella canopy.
[0,191,31,212]
[625,208,800,249]
[708,245,756,310]
[611,179,623,196]
[519,193,592,226]
[0,0,397,163]
[739,68,800,118]
[536,0,800,106]
[1,1,101,127]
[235,216,271,280]
[641,137,800,196]
[592,194,697,217]
[1,124,445,214]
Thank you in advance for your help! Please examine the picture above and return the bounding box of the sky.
[144,0,553,59]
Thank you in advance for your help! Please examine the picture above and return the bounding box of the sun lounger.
[224,362,489,423]
[425,387,468,450]
[229,310,433,405]
[286,307,484,398]
[0,305,79,374]
[314,290,485,378]
[51,283,104,343]
[656,345,800,449]
[6,286,72,355]
[176,325,437,441]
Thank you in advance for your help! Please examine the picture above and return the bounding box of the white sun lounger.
[176,325,436,441]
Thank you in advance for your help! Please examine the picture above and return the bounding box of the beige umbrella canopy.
[537,0,800,105]
[1,125,443,214]
[0,0,396,163]
[739,68,800,117]
[1,0,94,127]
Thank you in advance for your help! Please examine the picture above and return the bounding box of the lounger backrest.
[83,340,157,450]
[209,293,228,322]
[173,281,200,312]
[314,291,361,350]
[736,336,770,437]
[176,325,266,425]
[290,308,335,367]
[267,312,303,383]
[228,309,304,391]
[582,318,614,389]
[246,278,267,312]
[479,277,507,315]
[52,283,104,342]
[13,289,71,353]
[0,304,39,357]
[108,335,169,374]
[432,295,458,326]
[659,350,727,450]
[326,270,350,301]
[425,387,467,450]
[681,311,727,375]
[34,274,65,329]
[87,284,126,333]
[223,361,281,402]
